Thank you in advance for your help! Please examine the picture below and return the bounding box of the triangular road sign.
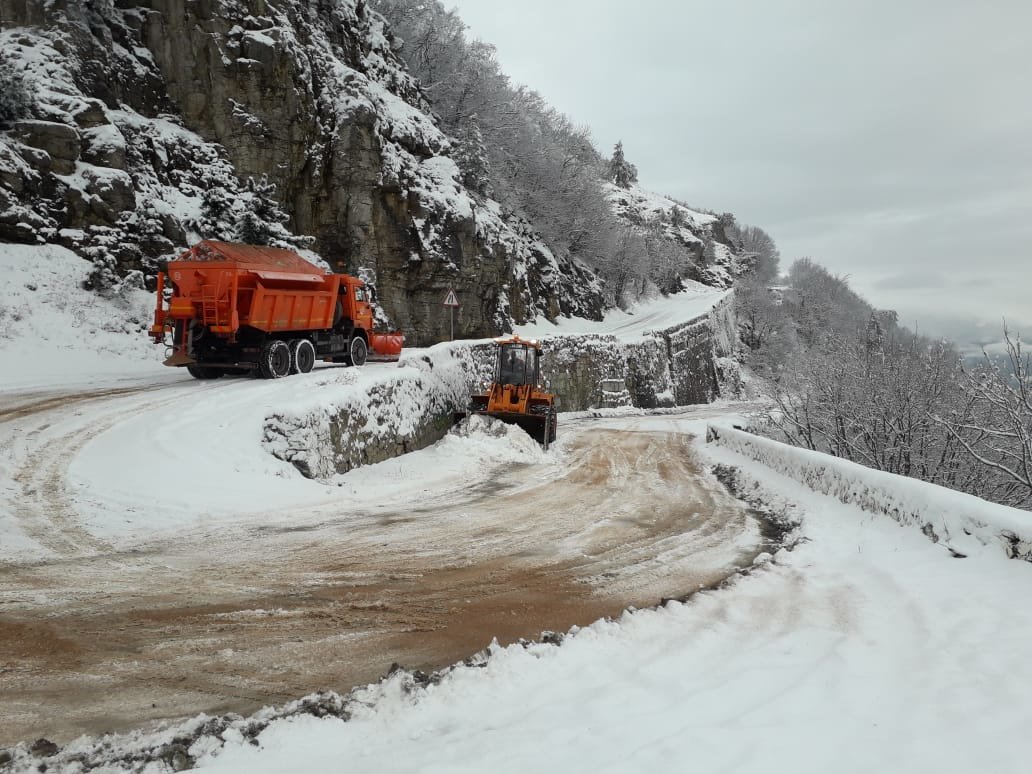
[443,288,460,307]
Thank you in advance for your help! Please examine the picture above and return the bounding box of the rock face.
[0,0,605,343]
[542,294,739,410]
[605,182,741,289]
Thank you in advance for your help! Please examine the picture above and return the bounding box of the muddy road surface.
[0,387,766,746]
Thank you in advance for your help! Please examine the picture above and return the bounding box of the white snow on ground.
[193,411,1032,774]
[708,424,1032,558]
[4,245,1032,771]
[516,282,730,343]
[605,181,718,231]
[0,246,552,559]
[0,244,165,390]
[0,364,555,560]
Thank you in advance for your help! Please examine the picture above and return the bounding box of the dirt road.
[0,387,766,746]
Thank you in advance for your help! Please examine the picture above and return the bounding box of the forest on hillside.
[373,0,1030,510]
[736,261,1032,509]
[371,0,778,306]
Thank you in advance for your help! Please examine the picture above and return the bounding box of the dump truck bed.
[164,241,338,335]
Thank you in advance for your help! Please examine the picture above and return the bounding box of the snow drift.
[707,424,1032,561]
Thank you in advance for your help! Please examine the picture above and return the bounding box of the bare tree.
[730,223,780,282]
[935,327,1032,507]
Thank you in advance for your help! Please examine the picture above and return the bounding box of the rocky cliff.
[0,0,605,344]
[605,182,741,289]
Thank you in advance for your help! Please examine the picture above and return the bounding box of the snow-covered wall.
[707,425,1032,562]
[264,342,492,478]
[266,293,739,479]
[539,293,739,410]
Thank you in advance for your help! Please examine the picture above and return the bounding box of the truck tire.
[289,339,316,374]
[258,339,291,379]
[349,336,368,367]
[186,364,224,380]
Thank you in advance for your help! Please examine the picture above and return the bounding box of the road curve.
[0,384,768,746]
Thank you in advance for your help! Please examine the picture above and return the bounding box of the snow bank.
[706,425,1032,561]
[0,243,163,389]
[264,341,494,478]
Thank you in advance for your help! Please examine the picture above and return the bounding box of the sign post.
[442,288,460,340]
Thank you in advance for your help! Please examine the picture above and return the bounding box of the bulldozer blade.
[481,412,548,445]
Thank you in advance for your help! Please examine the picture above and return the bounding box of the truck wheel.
[349,336,368,367]
[289,339,316,374]
[258,339,291,379]
[186,364,224,380]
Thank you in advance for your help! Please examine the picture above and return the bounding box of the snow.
[0,244,163,390]
[517,282,730,343]
[4,243,1032,772]
[605,181,717,230]
[190,411,1032,774]
[707,424,1032,559]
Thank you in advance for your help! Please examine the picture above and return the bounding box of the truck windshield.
[497,344,533,386]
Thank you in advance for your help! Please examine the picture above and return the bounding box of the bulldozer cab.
[497,342,538,386]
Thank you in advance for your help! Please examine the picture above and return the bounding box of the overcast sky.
[445,0,1031,349]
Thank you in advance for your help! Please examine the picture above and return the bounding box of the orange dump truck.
[149,240,403,379]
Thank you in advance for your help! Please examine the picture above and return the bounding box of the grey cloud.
[872,273,947,291]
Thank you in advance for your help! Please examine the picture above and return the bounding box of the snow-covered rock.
[0,0,606,344]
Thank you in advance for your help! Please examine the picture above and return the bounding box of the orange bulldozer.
[466,335,558,448]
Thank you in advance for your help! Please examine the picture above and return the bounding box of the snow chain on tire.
[259,339,291,379]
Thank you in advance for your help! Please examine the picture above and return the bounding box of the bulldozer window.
[498,345,530,386]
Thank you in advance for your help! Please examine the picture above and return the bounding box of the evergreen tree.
[865,311,885,357]
[608,141,638,189]
[233,175,288,245]
[247,175,289,228]
[0,56,32,126]
[454,113,491,196]
[702,238,718,266]
[236,210,271,245]
[199,186,234,239]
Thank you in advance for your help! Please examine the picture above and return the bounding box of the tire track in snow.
[0,418,769,746]
[5,386,164,558]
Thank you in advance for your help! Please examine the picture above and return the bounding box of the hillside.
[604,181,741,289]
[0,0,758,345]
[0,0,616,345]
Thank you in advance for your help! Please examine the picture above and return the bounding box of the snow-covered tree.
[199,185,235,239]
[730,223,780,282]
[608,141,637,189]
[454,113,490,196]
[937,328,1032,507]
[233,175,290,246]
[0,56,32,126]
